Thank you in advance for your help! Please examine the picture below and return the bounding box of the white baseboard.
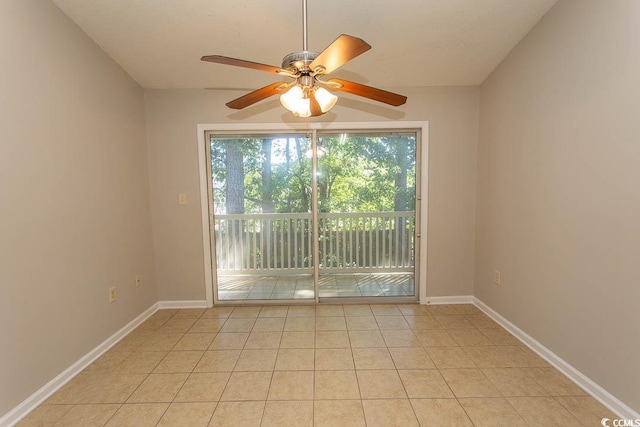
[7,296,637,425]
[473,297,640,421]
[423,295,473,305]
[157,300,209,309]
[0,303,159,427]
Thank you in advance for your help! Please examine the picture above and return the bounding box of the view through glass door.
[316,132,417,298]
[207,130,418,302]
[209,134,314,301]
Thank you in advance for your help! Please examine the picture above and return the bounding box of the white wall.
[476,0,640,412]
[144,87,479,301]
[0,0,156,416]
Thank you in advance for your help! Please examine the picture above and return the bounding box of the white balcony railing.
[213,211,415,275]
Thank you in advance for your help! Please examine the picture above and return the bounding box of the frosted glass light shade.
[314,87,338,113]
[280,85,311,117]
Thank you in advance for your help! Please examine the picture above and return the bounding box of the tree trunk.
[261,138,274,213]
[294,138,310,268]
[394,137,409,212]
[285,138,292,212]
[261,138,274,268]
[225,141,244,269]
[295,138,309,213]
[394,138,409,259]
[225,141,245,214]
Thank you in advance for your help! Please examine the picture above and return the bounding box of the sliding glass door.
[316,132,417,298]
[208,134,314,301]
[207,129,418,303]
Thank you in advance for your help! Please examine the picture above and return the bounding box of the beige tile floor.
[18,304,617,426]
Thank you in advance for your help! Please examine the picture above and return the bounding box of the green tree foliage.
[210,133,416,215]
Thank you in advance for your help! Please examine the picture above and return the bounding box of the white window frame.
[197,121,429,306]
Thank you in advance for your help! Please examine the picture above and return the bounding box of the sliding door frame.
[197,122,429,307]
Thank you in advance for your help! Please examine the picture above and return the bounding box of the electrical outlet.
[178,193,188,205]
[135,275,142,288]
[109,286,117,303]
[494,270,501,285]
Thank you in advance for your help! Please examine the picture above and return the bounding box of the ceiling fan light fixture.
[201,0,406,115]
[280,85,311,117]
[313,86,338,113]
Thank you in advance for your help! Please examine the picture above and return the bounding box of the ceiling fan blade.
[226,82,286,109]
[201,55,290,75]
[310,34,371,75]
[327,79,407,106]
[309,94,324,117]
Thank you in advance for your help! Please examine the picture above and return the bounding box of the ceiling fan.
[201,0,407,117]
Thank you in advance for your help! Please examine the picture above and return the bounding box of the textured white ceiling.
[52,0,557,89]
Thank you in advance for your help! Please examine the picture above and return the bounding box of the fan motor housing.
[282,51,318,73]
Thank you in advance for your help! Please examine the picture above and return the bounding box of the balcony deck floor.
[217,273,415,300]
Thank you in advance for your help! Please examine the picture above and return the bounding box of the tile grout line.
[251,308,271,427]
[30,303,615,426]
[108,309,178,426]
[206,308,238,417]
[159,308,225,426]
[153,308,192,426]
[388,313,422,425]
